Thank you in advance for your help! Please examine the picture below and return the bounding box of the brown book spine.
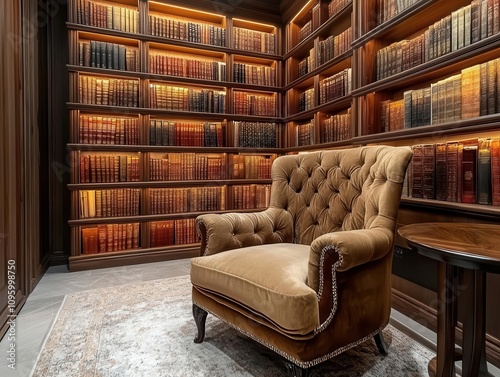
[462,144,478,204]
[98,224,107,253]
[422,144,436,199]
[411,145,423,198]
[477,138,492,204]
[492,137,500,205]
[435,143,447,201]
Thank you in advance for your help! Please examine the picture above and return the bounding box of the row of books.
[322,110,351,143]
[299,88,315,112]
[233,92,276,116]
[298,20,313,43]
[79,40,139,72]
[408,138,500,205]
[380,57,500,131]
[318,27,352,66]
[296,120,315,147]
[79,188,140,219]
[79,76,139,107]
[149,84,226,113]
[233,62,276,87]
[298,48,316,78]
[376,0,421,26]
[149,153,225,181]
[148,15,226,47]
[76,0,138,33]
[230,155,273,179]
[319,68,352,105]
[149,120,224,147]
[377,0,500,80]
[81,223,140,254]
[150,187,226,214]
[79,115,139,145]
[150,219,198,247]
[233,27,276,54]
[79,154,140,183]
[233,121,277,148]
[232,184,271,209]
[149,53,226,81]
[380,98,405,132]
[328,0,353,19]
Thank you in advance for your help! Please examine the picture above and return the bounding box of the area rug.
[31,275,435,377]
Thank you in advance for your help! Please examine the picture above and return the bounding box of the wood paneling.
[0,0,27,339]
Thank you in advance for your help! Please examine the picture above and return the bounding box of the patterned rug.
[31,275,434,376]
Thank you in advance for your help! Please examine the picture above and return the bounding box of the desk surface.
[398,222,500,273]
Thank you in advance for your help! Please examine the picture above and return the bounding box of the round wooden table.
[398,222,500,377]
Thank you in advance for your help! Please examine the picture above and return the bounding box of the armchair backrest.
[269,146,412,245]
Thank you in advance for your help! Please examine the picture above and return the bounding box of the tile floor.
[0,258,498,377]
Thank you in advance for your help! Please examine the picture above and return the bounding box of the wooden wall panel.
[0,0,27,339]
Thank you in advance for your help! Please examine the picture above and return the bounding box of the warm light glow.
[149,1,223,19]
[232,18,276,30]
[290,0,315,23]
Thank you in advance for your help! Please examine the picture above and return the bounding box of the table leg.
[434,262,459,377]
[461,269,488,377]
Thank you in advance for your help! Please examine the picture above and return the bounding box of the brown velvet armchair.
[190,146,413,376]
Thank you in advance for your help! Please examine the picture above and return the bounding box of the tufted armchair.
[190,146,412,376]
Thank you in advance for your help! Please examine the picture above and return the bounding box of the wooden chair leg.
[283,360,311,377]
[193,304,208,343]
[374,331,388,355]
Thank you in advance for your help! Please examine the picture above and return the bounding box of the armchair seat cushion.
[191,243,319,336]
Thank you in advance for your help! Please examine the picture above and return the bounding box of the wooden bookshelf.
[284,0,353,144]
[67,0,283,271]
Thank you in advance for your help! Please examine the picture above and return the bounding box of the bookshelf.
[67,0,500,274]
[284,0,354,150]
[67,0,282,271]
[283,0,500,367]
[353,0,500,215]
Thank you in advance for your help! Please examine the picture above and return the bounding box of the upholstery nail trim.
[194,300,388,369]
[315,245,342,334]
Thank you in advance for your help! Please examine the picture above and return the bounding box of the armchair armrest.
[308,227,394,293]
[196,208,293,256]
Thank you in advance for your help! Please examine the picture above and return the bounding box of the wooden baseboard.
[392,288,500,369]
[68,247,199,272]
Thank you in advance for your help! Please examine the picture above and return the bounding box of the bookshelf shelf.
[400,197,500,219]
[67,143,282,154]
[70,207,270,227]
[67,65,142,78]
[353,115,500,144]
[284,1,352,59]
[67,0,283,270]
[67,22,142,39]
[287,138,354,152]
[284,50,352,91]
[68,179,274,191]
[285,97,352,122]
[354,36,500,96]
[353,0,471,47]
